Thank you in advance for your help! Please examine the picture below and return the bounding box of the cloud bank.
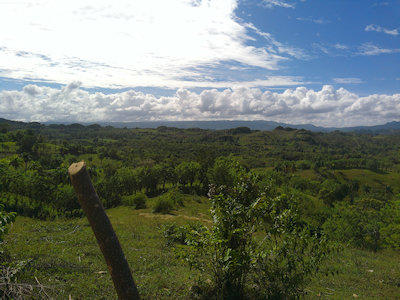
[1,84,399,127]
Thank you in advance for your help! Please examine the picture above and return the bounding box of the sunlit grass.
[4,194,400,298]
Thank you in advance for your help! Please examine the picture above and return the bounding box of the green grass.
[3,195,400,299]
[308,247,400,299]
[334,169,400,191]
[297,168,400,193]
[4,195,210,299]
[297,169,322,181]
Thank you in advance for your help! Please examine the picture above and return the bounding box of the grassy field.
[298,168,400,193]
[4,194,400,299]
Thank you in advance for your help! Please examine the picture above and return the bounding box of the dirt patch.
[138,212,211,223]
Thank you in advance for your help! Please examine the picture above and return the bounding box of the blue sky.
[237,0,400,95]
[0,0,399,126]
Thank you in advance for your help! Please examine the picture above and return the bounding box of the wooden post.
[68,161,140,300]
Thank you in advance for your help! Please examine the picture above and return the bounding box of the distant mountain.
[56,120,400,134]
[43,120,329,131]
[336,121,400,134]
[0,118,44,129]
[1,118,400,133]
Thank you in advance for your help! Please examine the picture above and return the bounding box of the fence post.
[68,161,140,300]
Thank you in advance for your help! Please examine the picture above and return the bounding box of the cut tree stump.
[69,161,140,300]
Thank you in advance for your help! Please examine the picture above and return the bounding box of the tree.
[16,130,37,155]
[153,163,175,190]
[134,166,160,195]
[207,156,246,188]
[323,197,386,252]
[175,161,201,187]
[113,167,138,196]
[0,123,9,134]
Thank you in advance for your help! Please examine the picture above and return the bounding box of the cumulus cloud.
[0,0,303,89]
[1,84,399,127]
[365,24,399,36]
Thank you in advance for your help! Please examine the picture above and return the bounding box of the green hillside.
[0,120,399,298]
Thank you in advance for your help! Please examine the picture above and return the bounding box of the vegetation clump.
[153,188,184,214]
[121,192,147,209]
[167,177,333,299]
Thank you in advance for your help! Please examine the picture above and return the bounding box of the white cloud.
[312,43,330,55]
[365,24,399,36]
[372,2,389,6]
[333,43,349,50]
[2,84,400,127]
[358,43,400,56]
[245,23,308,59]
[296,17,329,25]
[0,0,302,89]
[333,78,362,84]
[262,0,295,9]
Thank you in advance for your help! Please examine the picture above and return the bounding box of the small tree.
[169,176,331,299]
[16,130,37,155]
[207,156,246,188]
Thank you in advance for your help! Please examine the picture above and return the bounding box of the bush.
[162,222,206,245]
[153,197,175,214]
[0,192,82,220]
[0,203,15,243]
[0,192,58,220]
[54,184,79,211]
[153,189,184,214]
[169,177,332,299]
[121,192,147,209]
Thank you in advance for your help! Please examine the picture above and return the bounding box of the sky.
[0,0,399,126]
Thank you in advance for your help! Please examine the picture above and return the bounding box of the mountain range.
[2,118,400,134]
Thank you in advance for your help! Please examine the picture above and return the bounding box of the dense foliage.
[1,119,400,247]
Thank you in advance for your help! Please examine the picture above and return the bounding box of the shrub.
[168,176,332,299]
[0,192,78,220]
[121,192,147,209]
[162,222,206,245]
[152,197,174,214]
[0,203,15,243]
[54,184,80,211]
[153,189,184,214]
[165,188,184,206]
